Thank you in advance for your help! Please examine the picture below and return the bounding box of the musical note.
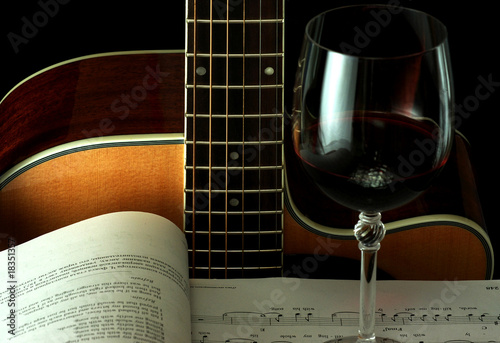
[391,312,415,325]
[192,312,500,327]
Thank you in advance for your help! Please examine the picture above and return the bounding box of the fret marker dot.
[229,152,239,160]
[196,66,207,76]
[229,198,240,207]
[264,67,275,76]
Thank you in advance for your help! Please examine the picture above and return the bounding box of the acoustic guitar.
[0,0,493,280]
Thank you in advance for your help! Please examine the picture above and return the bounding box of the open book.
[1,212,499,342]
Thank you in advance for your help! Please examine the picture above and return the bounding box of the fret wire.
[186,19,283,23]
[186,84,283,89]
[185,230,282,235]
[185,166,283,170]
[188,248,282,253]
[185,140,283,145]
[185,186,283,192]
[185,113,282,118]
[184,188,284,194]
[185,189,283,194]
[185,210,283,215]
[186,53,283,57]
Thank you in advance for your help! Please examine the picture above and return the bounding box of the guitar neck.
[184,0,285,278]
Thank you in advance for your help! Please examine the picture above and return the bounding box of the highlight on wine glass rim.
[305,4,449,58]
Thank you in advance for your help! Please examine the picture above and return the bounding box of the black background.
[1,0,498,279]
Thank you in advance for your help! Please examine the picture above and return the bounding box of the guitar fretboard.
[185,0,285,279]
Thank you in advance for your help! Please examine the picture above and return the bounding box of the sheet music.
[189,278,500,343]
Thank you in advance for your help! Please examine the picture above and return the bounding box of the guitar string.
[279,0,284,267]
[208,0,214,278]
[241,0,246,276]
[258,0,263,270]
[273,0,278,267]
[280,0,284,265]
[225,0,230,278]
[273,0,277,270]
[191,0,198,278]
[276,0,281,268]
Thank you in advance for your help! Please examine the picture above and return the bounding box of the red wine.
[294,112,450,212]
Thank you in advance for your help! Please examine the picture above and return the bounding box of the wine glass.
[291,5,454,343]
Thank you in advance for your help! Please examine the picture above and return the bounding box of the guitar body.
[0,50,494,280]
[0,52,186,241]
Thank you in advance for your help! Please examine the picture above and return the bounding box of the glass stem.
[354,212,386,343]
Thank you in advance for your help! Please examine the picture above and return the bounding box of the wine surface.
[294,112,448,212]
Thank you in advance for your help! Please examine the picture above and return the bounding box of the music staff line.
[192,338,392,343]
[192,338,500,343]
[192,311,500,327]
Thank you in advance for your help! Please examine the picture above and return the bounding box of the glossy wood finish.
[0,144,184,248]
[283,220,489,280]
[0,52,184,176]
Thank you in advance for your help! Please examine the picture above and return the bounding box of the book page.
[0,211,190,343]
[190,277,500,342]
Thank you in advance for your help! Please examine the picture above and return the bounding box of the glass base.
[324,337,399,343]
